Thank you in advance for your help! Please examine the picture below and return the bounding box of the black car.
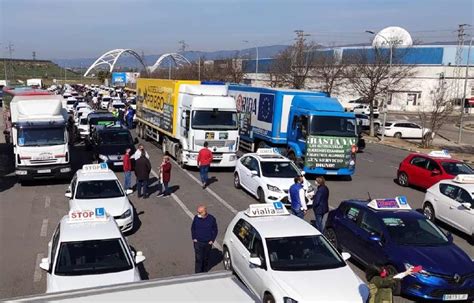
[90,124,138,170]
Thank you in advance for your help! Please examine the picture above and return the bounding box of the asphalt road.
[0,134,473,301]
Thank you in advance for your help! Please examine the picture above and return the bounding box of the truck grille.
[195,140,235,148]
[30,159,58,165]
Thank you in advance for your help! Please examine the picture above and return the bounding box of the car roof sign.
[245,202,290,217]
[256,148,280,155]
[82,163,109,173]
[367,196,411,210]
[427,150,451,158]
[68,208,107,223]
[453,174,474,184]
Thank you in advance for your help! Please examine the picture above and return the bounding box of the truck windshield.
[192,110,238,130]
[99,131,133,145]
[18,127,65,146]
[55,239,132,276]
[309,116,356,137]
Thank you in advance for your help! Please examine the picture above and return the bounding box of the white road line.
[151,168,223,251]
[359,157,374,163]
[44,196,51,208]
[33,253,44,282]
[40,219,48,237]
[403,115,409,120]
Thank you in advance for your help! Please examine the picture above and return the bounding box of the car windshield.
[261,161,300,178]
[441,162,474,175]
[18,127,65,146]
[266,235,345,271]
[309,116,356,137]
[75,180,124,199]
[113,104,125,109]
[192,110,238,130]
[67,100,76,105]
[383,216,449,246]
[99,131,132,145]
[55,239,132,276]
[89,117,116,126]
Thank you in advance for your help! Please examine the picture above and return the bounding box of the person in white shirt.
[133,144,150,160]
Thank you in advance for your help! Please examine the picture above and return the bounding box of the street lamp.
[366,30,393,141]
[242,40,259,75]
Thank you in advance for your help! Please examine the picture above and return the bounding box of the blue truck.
[228,85,360,176]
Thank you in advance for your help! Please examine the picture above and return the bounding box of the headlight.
[267,184,282,192]
[188,153,197,160]
[283,297,298,303]
[98,154,108,161]
[229,155,237,161]
[118,209,132,219]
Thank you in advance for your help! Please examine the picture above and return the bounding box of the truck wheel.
[176,147,184,168]
[257,187,265,203]
[263,293,275,303]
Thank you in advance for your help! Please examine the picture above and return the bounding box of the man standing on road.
[134,153,151,199]
[197,141,213,189]
[289,176,307,219]
[313,176,329,232]
[191,205,218,273]
[157,155,172,197]
[123,148,132,191]
[133,143,149,160]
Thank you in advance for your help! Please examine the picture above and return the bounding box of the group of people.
[289,175,329,232]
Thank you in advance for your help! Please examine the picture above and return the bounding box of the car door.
[437,183,459,223]
[408,123,423,138]
[424,159,444,188]
[449,187,474,233]
[245,228,268,298]
[355,210,386,266]
[231,219,256,291]
[238,156,252,190]
[334,205,362,256]
[407,156,429,187]
[247,157,262,195]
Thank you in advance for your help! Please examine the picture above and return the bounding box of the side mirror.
[135,251,146,264]
[134,137,139,145]
[39,258,49,271]
[126,189,133,195]
[462,202,471,209]
[341,252,351,261]
[432,169,441,176]
[250,170,259,177]
[65,192,72,199]
[249,257,262,267]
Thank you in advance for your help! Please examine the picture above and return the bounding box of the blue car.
[325,198,474,301]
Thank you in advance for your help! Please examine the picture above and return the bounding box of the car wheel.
[223,246,233,272]
[397,172,409,187]
[394,132,402,139]
[233,173,241,189]
[257,187,265,203]
[324,228,339,250]
[423,203,435,222]
[263,293,275,303]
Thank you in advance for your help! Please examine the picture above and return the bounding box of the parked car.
[355,114,381,131]
[378,121,431,139]
[353,104,379,118]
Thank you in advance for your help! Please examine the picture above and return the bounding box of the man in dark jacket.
[134,153,151,198]
[313,176,329,232]
[191,205,218,273]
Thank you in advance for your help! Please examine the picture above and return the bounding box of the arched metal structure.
[84,49,147,77]
[148,53,191,73]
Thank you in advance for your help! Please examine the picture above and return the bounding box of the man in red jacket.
[197,141,213,189]
[157,155,172,197]
[123,148,132,191]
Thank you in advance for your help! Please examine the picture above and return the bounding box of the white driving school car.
[39,208,145,293]
[65,164,134,232]
[234,149,314,204]
[222,203,369,303]
[423,174,474,240]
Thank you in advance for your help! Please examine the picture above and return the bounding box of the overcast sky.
[1,0,473,60]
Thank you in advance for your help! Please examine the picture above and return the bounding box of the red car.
[397,151,474,190]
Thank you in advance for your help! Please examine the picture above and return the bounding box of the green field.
[0,59,85,83]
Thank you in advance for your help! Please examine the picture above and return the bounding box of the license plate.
[443,294,468,301]
[114,161,123,166]
[325,171,338,175]
[38,169,51,174]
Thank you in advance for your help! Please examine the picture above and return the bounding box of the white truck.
[135,79,239,168]
[26,78,43,88]
[3,87,71,181]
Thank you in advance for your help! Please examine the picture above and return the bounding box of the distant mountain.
[53,45,289,69]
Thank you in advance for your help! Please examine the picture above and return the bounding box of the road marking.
[44,196,51,208]
[359,157,374,163]
[40,219,48,237]
[151,168,223,251]
[403,115,409,120]
[33,253,44,282]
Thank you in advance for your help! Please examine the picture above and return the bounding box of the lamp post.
[242,40,259,75]
[366,30,393,141]
[458,37,472,143]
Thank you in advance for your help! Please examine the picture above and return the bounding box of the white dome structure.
[372,26,413,47]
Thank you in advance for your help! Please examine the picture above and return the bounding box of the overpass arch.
[148,53,191,73]
[84,49,147,77]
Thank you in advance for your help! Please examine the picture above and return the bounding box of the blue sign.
[397,196,408,205]
[273,202,283,210]
[112,72,126,84]
[95,207,105,218]
[257,93,274,123]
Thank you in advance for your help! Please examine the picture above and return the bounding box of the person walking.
[134,153,151,198]
[157,155,172,197]
[197,141,213,189]
[191,205,218,273]
[123,148,132,191]
[313,176,329,232]
[289,176,307,219]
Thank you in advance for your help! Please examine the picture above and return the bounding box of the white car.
[65,97,77,113]
[38,209,145,293]
[65,164,134,232]
[222,203,369,303]
[423,174,474,240]
[234,149,314,205]
[353,104,379,118]
[341,100,362,112]
[378,121,431,139]
[110,100,126,112]
[100,96,112,110]
[77,116,90,139]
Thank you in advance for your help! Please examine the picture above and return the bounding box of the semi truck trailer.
[135,79,239,168]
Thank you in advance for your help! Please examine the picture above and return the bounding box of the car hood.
[98,144,134,157]
[271,266,369,302]
[70,197,129,216]
[264,177,312,192]
[397,244,474,275]
[48,269,139,293]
